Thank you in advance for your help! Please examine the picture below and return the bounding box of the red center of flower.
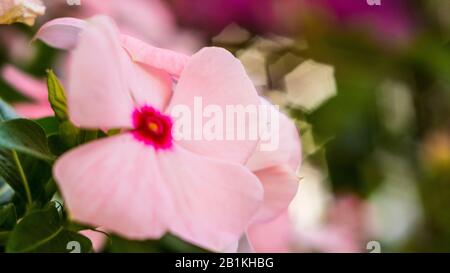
[132,106,173,150]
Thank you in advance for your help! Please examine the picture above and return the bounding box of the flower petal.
[252,165,299,222]
[67,16,173,129]
[55,135,263,251]
[247,210,292,253]
[53,134,172,239]
[1,65,47,101]
[159,144,263,251]
[79,229,107,253]
[167,47,260,164]
[246,99,301,172]
[121,34,190,77]
[34,17,87,50]
[67,16,134,129]
[126,62,173,111]
[13,102,53,119]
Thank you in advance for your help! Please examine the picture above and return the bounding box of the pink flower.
[1,65,53,118]
[245,210,294,252]
[241,99,302,252]
[79,229,108,253]
[246,194,369,253]
[82,0,202,54]
[44,0,202,54]
[36,16,264,251]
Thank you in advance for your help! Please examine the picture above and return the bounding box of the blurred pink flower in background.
[37,16,264,252]
[1,64,52,118]
[0,27,37,64]
[293,194,369,253]
[309,0,415,43]
[244,192,369,253]
[44,0,202,54]
[171,0,302,35]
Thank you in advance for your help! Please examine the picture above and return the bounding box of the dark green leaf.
[0,119,54,207]
[0,203,16,231]
[35,116,60,136]
[107,235,160,253]
[41,178,57,206]
[6,203,92,253]
[47,134,69,156]
[0,204,16,245]
[10,194,26,219]
[0,150,52,207]
[0,100,18,205]
[0,119,55,162]
[46,70,68,121]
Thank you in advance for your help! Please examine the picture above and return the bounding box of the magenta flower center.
[132,106,173,150]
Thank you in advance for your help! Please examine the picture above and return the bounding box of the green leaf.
[47,134,69,156]
[0,98,18,122]
[0,100,17,205]
[46,70,68,121]
[6,203,92,253]
[0,204,17,245]
[0,119,55,207]
[41,178,57,206]
[107,235,160,253]
[0,150,53,207]
[0,119,55,162]
[0,203,16,231]
[35,116,60,136]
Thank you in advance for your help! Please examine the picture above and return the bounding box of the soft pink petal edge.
[121,34,190,77]
[34,17,87,50]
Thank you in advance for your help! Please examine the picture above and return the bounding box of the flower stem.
[11,150,32,206]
